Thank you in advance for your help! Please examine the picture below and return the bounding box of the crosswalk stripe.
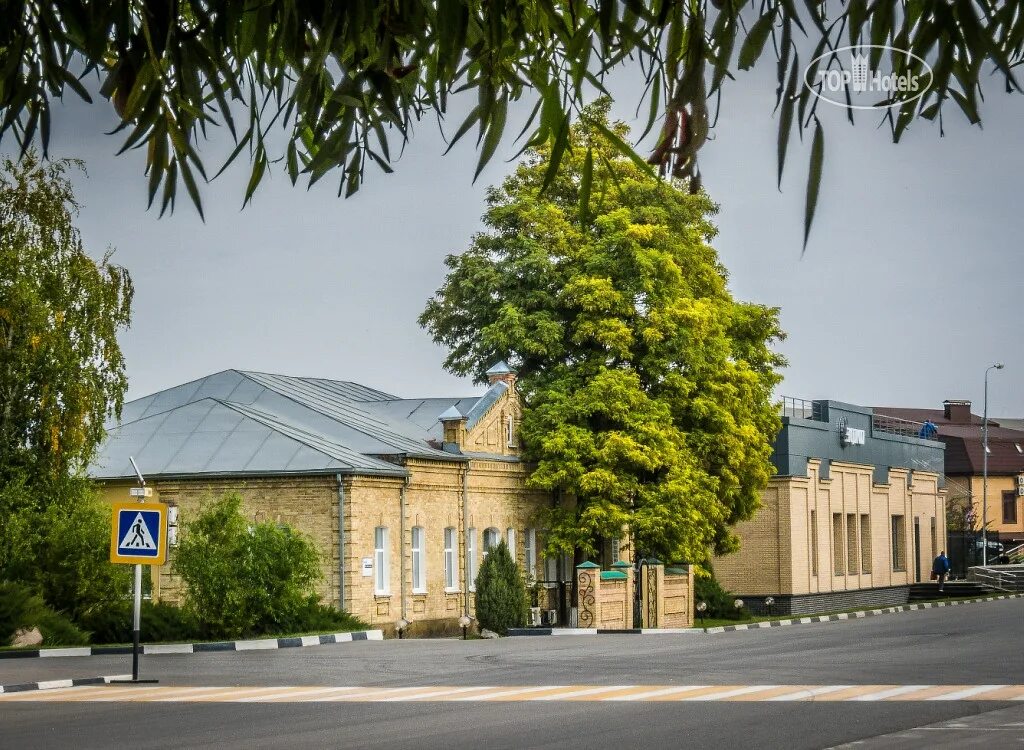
[849,685,931,701]
[6,684,1024,703]
[926,685,1008,701]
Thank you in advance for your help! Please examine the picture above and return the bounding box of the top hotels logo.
[804,46,933,110]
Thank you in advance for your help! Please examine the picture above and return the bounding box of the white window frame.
[411,526,426,594]
[506,414,518,447]
[467,527,477,592]
[506,528,516,559]
[524,528,537,579]
[374,526,389,595]
[443,527,458,592]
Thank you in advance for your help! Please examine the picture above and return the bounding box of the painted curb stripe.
[0,630,383,660]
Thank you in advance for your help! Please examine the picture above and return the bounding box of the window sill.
[444,588,461,595]
[412,590,428,596]
[374,593,391,599]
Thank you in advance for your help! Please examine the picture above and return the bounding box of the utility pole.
[982,363,1004,566]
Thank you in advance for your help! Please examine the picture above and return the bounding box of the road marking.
[5,684,1024,703]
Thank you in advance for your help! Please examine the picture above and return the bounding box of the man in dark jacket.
[932,551,951,592]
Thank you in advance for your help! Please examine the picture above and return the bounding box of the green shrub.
[694,573,749,620]
[0,474,131,623]
[78,601,199,644]
[474,540,528,635]
[0,581,88,647]
[173,493,325,639]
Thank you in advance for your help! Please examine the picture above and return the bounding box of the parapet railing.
[967,565,1024,593]
[872,413,931,439]
[780,396,820,421]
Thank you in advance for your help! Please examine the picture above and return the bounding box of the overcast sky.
[24,58,1024,418]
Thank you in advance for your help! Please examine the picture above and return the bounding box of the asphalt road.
[2,598,1022,749]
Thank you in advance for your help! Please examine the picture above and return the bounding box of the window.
[524,528,537,579]
[374,526,389,595]
[506,415,518,447]
[506,527,516,557]
[411,526,426,593]
[810,510,819,576]
[483,527,501,556]
[846,513,858,574]
[891,515,906,571]
[1003,491,1018,524]
[544,554,558,583]
[466,527,477,591]
[832,513,845,575]
[611,537,621,564]
[443,527,457,591]
[860,514,872,573]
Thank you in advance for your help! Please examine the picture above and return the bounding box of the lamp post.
[982,363,1004,566]
[696,601,707,630]
[458,614,472,640]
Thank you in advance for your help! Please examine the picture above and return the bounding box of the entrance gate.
[634,558,660,629]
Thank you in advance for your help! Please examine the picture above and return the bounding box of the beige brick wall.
[714,459,947,596]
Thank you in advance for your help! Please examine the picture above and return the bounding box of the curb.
[0,674,130,694]
[508,593,1022,637]
[0,630,383,660]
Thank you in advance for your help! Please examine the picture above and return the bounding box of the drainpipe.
[336,474,346,612]
[400,476,409,622]
[462,463,471,617]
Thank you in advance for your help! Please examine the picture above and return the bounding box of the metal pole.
[983,370,989,566]
[132,563,142,681]
[982,363,1004,566]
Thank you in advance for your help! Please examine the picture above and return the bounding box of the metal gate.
[633,558,659,629]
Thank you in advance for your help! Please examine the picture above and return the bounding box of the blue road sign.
[110,502,167,565]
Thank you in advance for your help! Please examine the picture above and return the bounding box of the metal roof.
[91,370,510,481]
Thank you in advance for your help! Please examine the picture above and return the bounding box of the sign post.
[109,457,166,684]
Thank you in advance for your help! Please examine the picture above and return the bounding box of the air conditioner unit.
[1016,474,1024,487]
[529,607,542,627]
[545,609,558,626]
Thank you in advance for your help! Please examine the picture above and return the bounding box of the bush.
[173,493,325,639]
[0,582,88,647]
[0,473,131,623]
[78,600,199,644]
[694,573,749,620]
[474,541,528,635]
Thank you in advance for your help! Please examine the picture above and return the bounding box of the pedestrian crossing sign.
[110,502,168,565]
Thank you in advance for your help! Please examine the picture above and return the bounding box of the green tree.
[0,152,133,480]
[1,3,1018,240]
[173,493,324,638]
[475,541,529,635]
[421,101,784,566]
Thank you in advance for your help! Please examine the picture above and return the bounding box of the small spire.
[438,406,464,422]
[485,360,517,386]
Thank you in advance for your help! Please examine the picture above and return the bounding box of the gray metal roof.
[90,370,509,481]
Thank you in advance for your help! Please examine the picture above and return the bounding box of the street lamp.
[764,596,775,617]
[696,601,707,629]
[982,363,1005,566]
[458,614,472,640]
[396,618,409,639]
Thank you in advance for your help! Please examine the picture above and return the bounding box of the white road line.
[605,686,710,702]
[927,685,1008,701]
[452,685,568,701]
[765,685,855,701]
[527,686,635,701]
[850,685,931,701]
[680,686,780,701]
[378,686,483,702]
[317,686,438,702]
[232,687,360,702]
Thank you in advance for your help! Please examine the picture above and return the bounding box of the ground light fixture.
[396,618,410,639]
[458,614,472,640]
[696,601,707,629]
[764,596,775,617]
[734,598,744,611]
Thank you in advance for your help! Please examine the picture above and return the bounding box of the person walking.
[932,551,951,592]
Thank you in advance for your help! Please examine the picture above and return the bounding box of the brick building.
[90,363,560,636]
[713,400,947,615]
[873,400,1024,547]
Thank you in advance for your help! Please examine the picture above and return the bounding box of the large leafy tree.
[420,102,784,565]
[0,2,1019,241]
[0,152,134,479]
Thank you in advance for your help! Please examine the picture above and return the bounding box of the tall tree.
[420,101,785,565]
[0,2,1018,241]
[0,152,134,478]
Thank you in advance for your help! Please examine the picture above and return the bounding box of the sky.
[21,55,1024,418]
